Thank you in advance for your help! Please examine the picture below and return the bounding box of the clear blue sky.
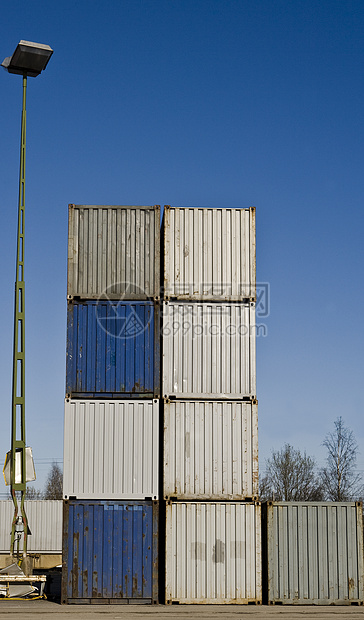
[1,0,363,495]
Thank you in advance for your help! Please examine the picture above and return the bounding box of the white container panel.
[164,400,258,500]
[163,206,255,300]
[165,501,261,604]
[63,399,159,499]
[68,205,160,299]
[265,502,364,605]
[162,302,256,398]
[0,501,62,553]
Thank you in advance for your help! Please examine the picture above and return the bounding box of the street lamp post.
[2,40,53,567]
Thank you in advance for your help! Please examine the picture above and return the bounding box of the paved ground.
[0,601,363,619]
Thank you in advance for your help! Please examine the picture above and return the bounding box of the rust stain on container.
[212,540,225,564]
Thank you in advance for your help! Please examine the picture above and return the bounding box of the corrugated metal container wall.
[62,500,158,604]
[162,302,256,398]
[163,206,255,300]
[165,501,261,604]
[264,501,364,605]
[163,400,258,500]
[68,205,160,300]
[66,301,160,398]
[0,501,62,553]
[63,399,159,500]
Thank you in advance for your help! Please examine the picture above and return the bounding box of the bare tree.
[321,417,363,501]
[259,473,275,501]
[260,443,324,501]
[43,462,63,500]
[25,485,43,499]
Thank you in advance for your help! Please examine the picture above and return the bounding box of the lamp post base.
[20,555,33,576]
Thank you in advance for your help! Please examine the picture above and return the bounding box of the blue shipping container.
[66,301,160,398]
[62,500,159,604]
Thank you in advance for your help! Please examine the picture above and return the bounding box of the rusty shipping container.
[165,501,261,604]
[62,499,158,604]
[68,205,160,300]
[162,206,255,301]
[66,300,160,398]
[63,399,159,500]
[162,301,256,399]
[263,501,364,605]
[163,400,258,500]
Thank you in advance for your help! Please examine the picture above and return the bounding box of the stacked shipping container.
[262,501,364,605]
[161,206,261,604]
[62,205,160,604]
[0,501,62,555]
[60,203,364,607]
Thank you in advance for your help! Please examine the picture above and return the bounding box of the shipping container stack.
[62,205,160,605]
[161,206,262,604]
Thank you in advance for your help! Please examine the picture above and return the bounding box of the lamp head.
[1,40,53,77]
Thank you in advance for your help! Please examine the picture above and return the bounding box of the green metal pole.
[10,74,28,560]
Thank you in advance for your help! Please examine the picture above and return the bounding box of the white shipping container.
[164,400,258,500]
[0,501,62,553]
[165,501,262,604]
[68,205,160,300]
[264,501,364,605]
[163,206,255,300]
[63,399,159,500]
[162,302,256,398]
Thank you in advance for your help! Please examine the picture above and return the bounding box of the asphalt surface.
[0,601,363,619]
